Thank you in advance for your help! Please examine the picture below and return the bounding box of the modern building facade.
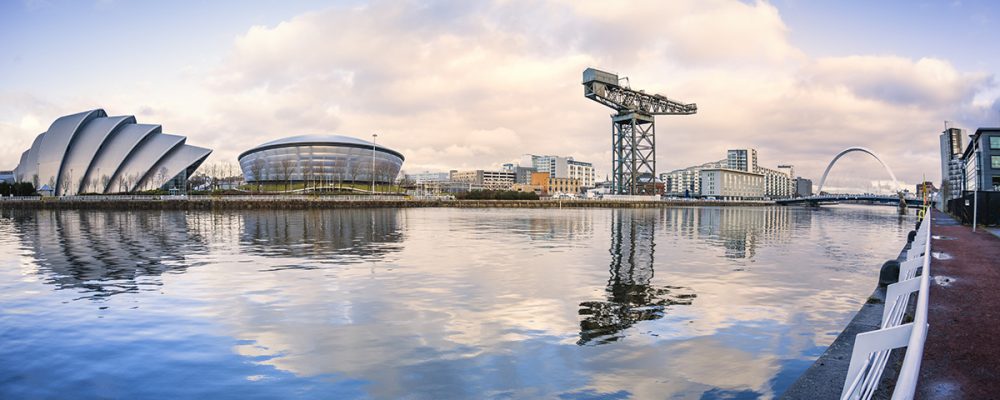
[960,128,1000,192]
[450,169,515,191]
[517,172,579,196]
[700,169,764,200]
[794,177,813,197]
[727,149,793,198]
[238,135,404,184]
[522,154,596,190]
[727,149,757,173]
[13,109,212,195]
[502,163,536,184]
[404,171,450,184]
[660,159,726,196]
[940,127,966,200]
[915,181,937,199]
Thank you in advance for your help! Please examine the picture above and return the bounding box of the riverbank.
[0,196,776,210]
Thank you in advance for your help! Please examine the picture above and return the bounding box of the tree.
[347,158,361,187]
[278,159,294,192]
[155,167,169,191]
[249,159,266,192]
[101,174,111,194]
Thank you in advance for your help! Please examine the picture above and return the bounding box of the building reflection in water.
[578,209,695,345]
[239,209,404,264]
[662,207,794,259]
[4,209,205,300]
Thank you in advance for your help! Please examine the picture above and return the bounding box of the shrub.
[455,190,538,200]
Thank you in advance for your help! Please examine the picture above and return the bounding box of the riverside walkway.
[917,209,1000,398]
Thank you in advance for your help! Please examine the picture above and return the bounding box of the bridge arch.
[816,147,900,194]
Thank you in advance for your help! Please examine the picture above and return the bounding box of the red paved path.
[917,210,1000,399]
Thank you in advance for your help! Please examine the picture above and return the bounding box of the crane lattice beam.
[583,68,696,115]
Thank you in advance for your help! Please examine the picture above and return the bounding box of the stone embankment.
[0,197,775,210]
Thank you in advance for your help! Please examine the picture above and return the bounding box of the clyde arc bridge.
[778,146,924,208]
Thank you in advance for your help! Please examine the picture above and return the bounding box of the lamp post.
[371,133,378,194]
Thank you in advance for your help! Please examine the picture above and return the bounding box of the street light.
[371,133,378,194]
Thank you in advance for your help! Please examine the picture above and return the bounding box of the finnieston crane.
[582,68,697,195]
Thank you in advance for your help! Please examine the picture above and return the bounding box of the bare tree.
[347,158,361,188]
[278,159,294,192]
[155,167,169,191]
[249,159,266,193]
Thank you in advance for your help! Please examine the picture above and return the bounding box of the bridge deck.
[776,195,923,206]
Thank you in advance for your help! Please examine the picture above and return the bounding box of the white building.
[727,148,793,199]
[405,171,450,184]
[660,159,726,196]
[700,169,765,200]
[521,154,596,190]
[450,169,516,190]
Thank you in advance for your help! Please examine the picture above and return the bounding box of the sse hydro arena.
[238,135,405,184]
[14,109,212,195]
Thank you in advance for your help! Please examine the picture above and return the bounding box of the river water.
[0,205,914,399]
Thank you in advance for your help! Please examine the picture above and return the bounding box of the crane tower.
[582,68,697,195]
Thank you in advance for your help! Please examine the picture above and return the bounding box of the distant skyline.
[2,0,999,188]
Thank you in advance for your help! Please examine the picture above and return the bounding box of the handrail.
[840,206,931,400]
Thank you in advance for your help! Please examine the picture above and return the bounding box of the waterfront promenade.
[917,210,1000,398]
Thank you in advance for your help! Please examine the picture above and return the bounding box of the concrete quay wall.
[0,198,775,210]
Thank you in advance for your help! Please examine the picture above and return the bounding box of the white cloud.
[1,0,996,186]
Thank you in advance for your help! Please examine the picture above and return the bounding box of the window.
[993,156,1000,169]
[992,136,1000,150]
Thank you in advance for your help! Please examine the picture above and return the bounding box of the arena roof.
[238,134,404,161]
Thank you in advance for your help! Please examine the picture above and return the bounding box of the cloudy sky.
[2,0,999,188]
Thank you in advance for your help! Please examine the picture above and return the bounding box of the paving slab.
[916,210,1000,399]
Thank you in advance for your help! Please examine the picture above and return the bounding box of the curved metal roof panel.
[14,149,29,181]
[89,124,161,192]
[136,145,212,191]
[13,109,214,194]
[107,133,185,193]
[35,109,106,194]
[62,116,136,195]
[19,133,46,185]
[240,134,404,161]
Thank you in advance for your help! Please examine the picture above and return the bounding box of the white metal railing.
[841,207,931,400]
[0,196,42,201]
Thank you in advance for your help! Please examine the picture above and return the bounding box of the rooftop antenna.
[944,120,950,130]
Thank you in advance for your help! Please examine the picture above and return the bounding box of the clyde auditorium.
[14,109,212,195]
[238,135,405,184]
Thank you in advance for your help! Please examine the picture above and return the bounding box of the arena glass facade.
[238,135,405,184]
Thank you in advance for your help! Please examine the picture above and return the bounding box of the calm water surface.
[0,206,914,399]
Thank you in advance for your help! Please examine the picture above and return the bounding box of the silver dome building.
[238,135,405,184]
[14,109,212,195]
